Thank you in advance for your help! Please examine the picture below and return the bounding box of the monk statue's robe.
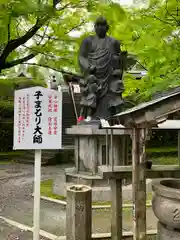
[78,35,125,119]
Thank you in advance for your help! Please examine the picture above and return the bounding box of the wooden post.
[106,129,109,166]
[121,136,125,166]
[178,131,180,167]
[125,136,130,165]
[75,138,79,173]
[110,179,122,240]
[132,128,146,240]
[33,149,42,240]
[122,136,127,185]
[125,136,130,185]
[66,185,92,240]
[110,129,114,171]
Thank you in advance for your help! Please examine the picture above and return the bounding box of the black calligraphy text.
[33,91,43,144]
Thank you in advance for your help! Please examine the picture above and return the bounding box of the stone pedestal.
[66,185,92,240]
[158,222,180,240]
[53,125,130,201]
[152,179,180,240]
[67,125,129,174]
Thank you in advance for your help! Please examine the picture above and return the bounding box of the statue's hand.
[89,65,96,74]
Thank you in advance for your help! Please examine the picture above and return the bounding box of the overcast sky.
[118,0,133,5]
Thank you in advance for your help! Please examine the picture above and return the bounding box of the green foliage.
[0,77,46,96]
[1,0,180,102]
[108,0,180,100]
[0,150,25,161]
[152,156,178,165]
[41,179,66,200]
[0,0,101,76]
[0,121,13,151]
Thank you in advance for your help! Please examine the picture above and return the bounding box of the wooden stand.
[98,129,180,240]
[110,179,122,240]
[132,128,146,240]
[66,185,92,240]
[98,86,180,239]
[178,131,180,167]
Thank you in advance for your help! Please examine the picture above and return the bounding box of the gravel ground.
[0,163,157,239]
[0,164,68,237]
[0,219,50,240]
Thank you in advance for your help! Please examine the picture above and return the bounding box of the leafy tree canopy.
[109,0,180,101]
[0,0,100,77]
[1,0,180,103]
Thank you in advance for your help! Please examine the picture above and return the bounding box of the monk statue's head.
[94,16,109,38]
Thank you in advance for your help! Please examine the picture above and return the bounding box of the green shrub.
[0,122,13,151]
[46,150,74,165]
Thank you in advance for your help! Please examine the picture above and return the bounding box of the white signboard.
[13,86,62,150]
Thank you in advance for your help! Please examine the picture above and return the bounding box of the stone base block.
[65,167,109,187]
[53,168,112,202]
[158,222,180,240]
[53,167,153,202]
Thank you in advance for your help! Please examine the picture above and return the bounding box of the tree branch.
[0,0,86,72]
[35,33,61,41]
[36,22,50,45]
[0,18,47,63]
[65,20,86,34]
[0,1,76,68]
[153,14,173,25]
[22,43,74,61]
[3,53,36,69]
[24,62,81,78]
[143,12,173,25]
[8,17,11,42]
[136,60,148,71]
[165,0,179,25]
[56,2,71,11]
[34,33,79,43]
[166,64,180,76]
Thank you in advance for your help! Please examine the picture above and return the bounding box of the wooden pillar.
[113,136,121,166]
[110,179,122,240]
[125,136,130,165]
[66,185,92,240]
[132,128,146,240]
[121,136,125,166]
[74,138,79,173]
[106,129,109,166]
[110,129,114,171]
[178,131,180,167]
[121,136,130,185]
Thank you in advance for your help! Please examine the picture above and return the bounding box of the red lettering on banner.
[48,95,53,112]
[18,97,22,143]
[53,95,58,112]
[48,117,52,135]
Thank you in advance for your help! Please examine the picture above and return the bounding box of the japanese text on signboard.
[17,94,30,144]
[48,94,58,136]
[13,87,62,150]
[33,91,43,144]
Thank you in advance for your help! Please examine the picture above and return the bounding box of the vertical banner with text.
[13,86,62,150]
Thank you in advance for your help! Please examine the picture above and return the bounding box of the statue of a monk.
[78,16,126,123]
